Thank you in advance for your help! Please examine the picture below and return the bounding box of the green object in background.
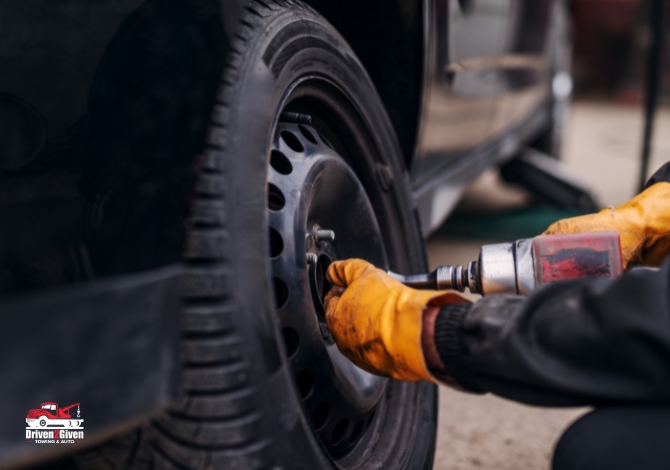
[435,206,590,241]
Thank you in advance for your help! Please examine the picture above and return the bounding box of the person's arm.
[422,305,460,387]
[421,163,670,405]
[543,163,670,268]
[324,259,471,383]
[326,163,670,405]
[427,260,670,406]
[643,161,670,190]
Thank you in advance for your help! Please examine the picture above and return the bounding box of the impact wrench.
[388,232,624,296]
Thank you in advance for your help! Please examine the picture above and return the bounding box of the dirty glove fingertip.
[327,259,377,286]
[326,261,348,287]
[323,288,342,315]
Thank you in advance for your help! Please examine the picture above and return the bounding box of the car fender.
[303,0,423,167]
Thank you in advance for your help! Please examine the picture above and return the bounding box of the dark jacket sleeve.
[434,262,670,406]
[433,163,670,406]
[644,161,670,190]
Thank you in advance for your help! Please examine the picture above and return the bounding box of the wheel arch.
[302,0,424,168]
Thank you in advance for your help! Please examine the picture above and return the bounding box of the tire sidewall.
[216,4,435,469]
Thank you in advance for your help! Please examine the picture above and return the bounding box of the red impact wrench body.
[389,232,624,295]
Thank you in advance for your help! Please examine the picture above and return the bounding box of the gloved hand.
[324,259,470,382]
[543,182,670,268]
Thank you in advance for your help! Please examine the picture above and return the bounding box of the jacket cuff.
[434,304,484,393]
[644,162,670,190]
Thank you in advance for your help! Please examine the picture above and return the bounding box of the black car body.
[0,0,569,468]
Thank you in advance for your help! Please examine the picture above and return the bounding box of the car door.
[412,0,512,232]
[487,0,555,139]
[411,0,505,187]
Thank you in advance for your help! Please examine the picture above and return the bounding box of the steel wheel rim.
[267,79,391,459]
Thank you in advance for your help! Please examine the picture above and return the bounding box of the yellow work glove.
[324,259,470,383]
[543,182,670,269]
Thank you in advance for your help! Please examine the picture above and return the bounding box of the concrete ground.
[427,100,670,469]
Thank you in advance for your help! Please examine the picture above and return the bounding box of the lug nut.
[306,253,318,265]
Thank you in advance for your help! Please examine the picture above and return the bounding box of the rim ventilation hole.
[296,370,314,399]
[366,409,376,428]
[349,420,364,444]
[331,419,349,445]
[268,183,285,211]
[269,228,284,258]
[281,130,304,153]
[273,278,289,309]
[270,149,293,175]
[282,327,299,357]
[311,402,331,430]
[299,125,318,144]
[321,135,334,150]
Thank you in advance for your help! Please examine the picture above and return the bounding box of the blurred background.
[431,0,670,468]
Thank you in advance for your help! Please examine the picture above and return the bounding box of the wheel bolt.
[306,253,318,265]
[279,112,312,124]
[320,323,332,341]
[315,229,335,242]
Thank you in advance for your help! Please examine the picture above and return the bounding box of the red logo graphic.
[25,402,84,443]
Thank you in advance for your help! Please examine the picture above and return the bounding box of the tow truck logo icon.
[26,402,83,429]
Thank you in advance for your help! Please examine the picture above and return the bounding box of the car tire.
[39,419,46,428]
[57,1,437,469]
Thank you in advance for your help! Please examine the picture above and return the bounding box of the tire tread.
[144,2,305,468]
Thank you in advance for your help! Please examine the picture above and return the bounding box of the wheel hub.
[267,119,388,456]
